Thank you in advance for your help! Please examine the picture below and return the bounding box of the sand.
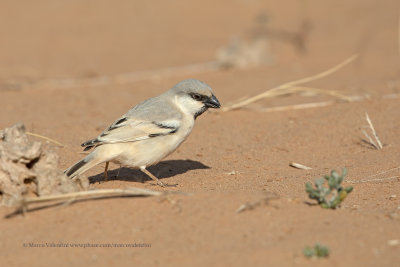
[0,0,399,266]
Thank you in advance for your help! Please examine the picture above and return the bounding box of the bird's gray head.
[167,79,221,119]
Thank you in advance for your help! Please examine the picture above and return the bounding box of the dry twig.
[236,192,279,213]
[346,166,400,184]
[289,162,312,170]
[252,101,333,112]
[246,94,369,113]
[13,187,164,215]
[346,176,400,184]
[26,132,65,147]
[222,54,358,112]
[362,113,383,150]
[368,166,400,178]
[361,129,379,150]
[1,128,65,147]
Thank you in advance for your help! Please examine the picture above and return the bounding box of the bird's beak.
[204,95,221,108]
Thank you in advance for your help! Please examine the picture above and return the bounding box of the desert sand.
[0,0,399,266]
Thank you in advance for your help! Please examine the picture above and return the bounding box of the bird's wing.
[81,94,183,150]
[81,116,180,150]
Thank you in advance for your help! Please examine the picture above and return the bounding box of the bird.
[64,79,220,186]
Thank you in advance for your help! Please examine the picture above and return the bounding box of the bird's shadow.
[88,159,210,184]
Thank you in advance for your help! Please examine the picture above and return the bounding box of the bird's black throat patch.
[194,106,208,119]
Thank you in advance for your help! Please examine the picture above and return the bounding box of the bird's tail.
[64,154,103,179]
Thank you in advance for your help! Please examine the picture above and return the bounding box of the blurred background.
[0,0,399,93]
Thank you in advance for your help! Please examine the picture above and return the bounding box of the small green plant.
[303,243,329,258]
[305,168,353,209]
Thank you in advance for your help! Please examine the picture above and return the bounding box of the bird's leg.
[104,161,109,181]
[115,164,122,178]
[139,166,178,187]
[140,166,165,187]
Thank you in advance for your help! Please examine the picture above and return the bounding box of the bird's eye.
[191,93,202,101]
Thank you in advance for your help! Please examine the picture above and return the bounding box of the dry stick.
[222,54,358,112]
[253,101,334,112]
[22,188,162,204]
[346,176,400,184]
[236,193,279,213]
[16,188,164,213]
[346,166,400,184]
[26,132,66,147]
[289,162,312,170]
[237,86,351,104]
[247,94,369,113]
[255,86,352,101]
[365,112,383,149]
[361,129,379,150]
[289,86,352,101]
[224,87,349,112]
[368,166,400,178]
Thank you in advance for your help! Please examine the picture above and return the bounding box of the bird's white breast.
[112,113,194,168]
